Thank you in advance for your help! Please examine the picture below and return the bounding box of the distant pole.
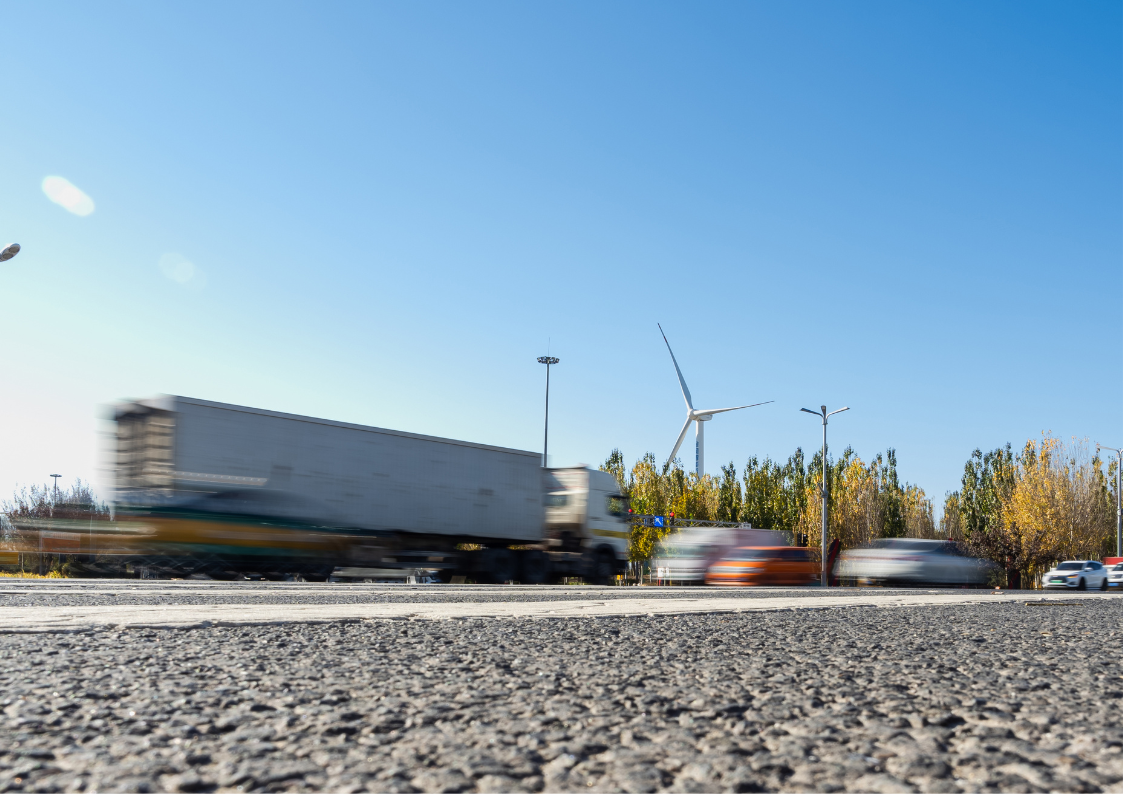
[537,356,559,467]
[801,405,850,587]
[1096,444,1122,557]
[48,474,61,575]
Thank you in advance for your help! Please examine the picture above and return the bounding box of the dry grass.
[0,570,66,579]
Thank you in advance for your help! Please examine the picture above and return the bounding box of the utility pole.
[47,474,61,576]
[800,405,850,587]
[1096,444,1122,557]
[537,356,559,467]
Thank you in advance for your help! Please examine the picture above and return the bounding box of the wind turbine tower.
[658,324,772,478]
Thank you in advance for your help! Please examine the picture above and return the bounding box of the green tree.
[958,445,1017,564]
[717,462,742,522]
[599,449,628,494]
[879,448,906,538]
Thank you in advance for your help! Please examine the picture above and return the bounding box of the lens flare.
[41,176,95,216]
[159,253,207,289]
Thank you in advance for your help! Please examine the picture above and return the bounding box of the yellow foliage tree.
[603,445,936,564]
[942,435,1115,588]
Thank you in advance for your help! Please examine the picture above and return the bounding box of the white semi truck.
[112,395,630,582]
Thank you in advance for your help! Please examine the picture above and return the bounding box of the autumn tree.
[606,446,935,563]
[941,436,1114,588]
[2,479,110,575]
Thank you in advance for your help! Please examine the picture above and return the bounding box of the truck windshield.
[607,495,629,516]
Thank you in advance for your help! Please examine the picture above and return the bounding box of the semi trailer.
[112,395,630,582]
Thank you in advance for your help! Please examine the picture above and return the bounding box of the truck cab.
[544,467,630,583]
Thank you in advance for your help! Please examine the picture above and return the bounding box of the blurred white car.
[1108,563,1123,589]
[836,539,993,587]
[1041,560,1108,591]
[652,527,789,584]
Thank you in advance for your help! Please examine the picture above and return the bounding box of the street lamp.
[0,243,20,262]
[801,405,850,587]
[537,356,559,467]
[1096,443,1122,558]
[43,473,61,575]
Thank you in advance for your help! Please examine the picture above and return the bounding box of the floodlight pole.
[537,356,559,467]
[1096,444,1122,557]
[801,405,849,587]
[50,474,61,499]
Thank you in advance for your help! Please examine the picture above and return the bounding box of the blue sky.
[0,1,1119,512]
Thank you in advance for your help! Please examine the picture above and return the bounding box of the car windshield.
[1056,562,1084,571]
[865,539,950,553]
[655,544,707,559]
[1114,564,1123,572]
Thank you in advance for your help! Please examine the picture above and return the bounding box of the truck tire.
[520,550,551,585]
[588,549,616,586]
[298,566,332,583]
[482,548,516,584]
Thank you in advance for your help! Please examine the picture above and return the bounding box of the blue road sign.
[653,516,665,528]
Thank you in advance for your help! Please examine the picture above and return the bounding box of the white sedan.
[836,539,993,587]
[1041,560,1108,591]
[1107,563,1123,589]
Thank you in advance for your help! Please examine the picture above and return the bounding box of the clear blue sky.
[0,1,1119,512]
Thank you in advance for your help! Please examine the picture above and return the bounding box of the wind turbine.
[659,323,772,478]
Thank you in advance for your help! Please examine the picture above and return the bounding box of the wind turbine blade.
[694,400,774,417]
[657,323,693,410]
[667,415,693,466]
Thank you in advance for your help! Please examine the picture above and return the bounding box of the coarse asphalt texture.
[0,581,1110,632]
[1,581,1121,793]
[0,581,1032,608]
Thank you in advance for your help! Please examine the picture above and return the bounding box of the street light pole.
[801,405,850,587]
[1096,443,1122,557]
[44,473,61,576]
[537,356,559,467]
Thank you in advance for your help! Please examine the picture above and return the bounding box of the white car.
[1041,560,1108,591]
[1105,563,1123,589]
[836,539,994,587]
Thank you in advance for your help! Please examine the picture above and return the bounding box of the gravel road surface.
[0,582,1021,609]
[0,585,1112,633]
[2,584,1121,793]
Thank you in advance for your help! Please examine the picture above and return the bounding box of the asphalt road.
[2,582,1121,792]
[0,581,1113,633]
[0,581,1024,606]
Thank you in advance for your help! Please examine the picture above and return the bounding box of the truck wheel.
[520,550,551,585]
[482,548,516,584]
[299,567,332,583]
[589,549,616,586]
